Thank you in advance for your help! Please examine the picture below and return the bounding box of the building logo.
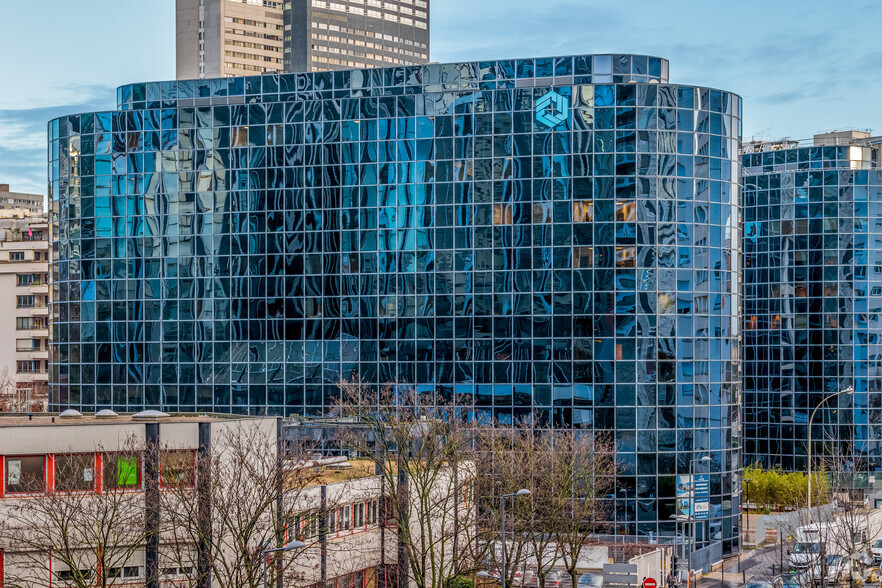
[535,91,568,128]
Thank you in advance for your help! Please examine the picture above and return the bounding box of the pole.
[689,460,694,588]
[263,552,268,588]
[501,496,507,588]
[807,387,853,525]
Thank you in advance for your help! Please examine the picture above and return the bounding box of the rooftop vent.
[59,409,83,419]
[132,409,170,421]
[95,409,119,419]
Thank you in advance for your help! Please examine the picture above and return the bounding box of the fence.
[690,540,722,574]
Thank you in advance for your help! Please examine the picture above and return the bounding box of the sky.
[1,0,881,196]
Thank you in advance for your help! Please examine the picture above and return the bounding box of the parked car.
[543,570,572,588]
[872,539,882,564]
[811,554,843,581]
[513,570,537,587]
[778,572,812,588]
[576,573,603,588]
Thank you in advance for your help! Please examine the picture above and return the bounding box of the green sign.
[117,456,138,486]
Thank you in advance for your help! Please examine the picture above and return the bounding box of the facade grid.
[743,137,882,483]
[49,54,742,551]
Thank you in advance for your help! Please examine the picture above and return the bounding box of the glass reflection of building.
[48,55,742,552]
[743,131,882,483]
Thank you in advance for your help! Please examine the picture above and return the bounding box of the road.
[697,543,792,588]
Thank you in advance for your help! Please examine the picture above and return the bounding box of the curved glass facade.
[49,54,742,550]
[743,143,882,480]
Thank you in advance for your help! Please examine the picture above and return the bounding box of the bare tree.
[337,378,479,588]
[547,431,617,588]
[474,422,566,588]
[159,419,322,588]
[0,367,23,412]
[0,437,153,588]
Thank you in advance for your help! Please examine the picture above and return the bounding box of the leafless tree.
[159,419,322,588]
[0,436,153,588]
[474,422,566,588]
[337,378,479,588]
[547,430,617,588]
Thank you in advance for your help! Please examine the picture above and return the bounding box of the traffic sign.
[643,578,657,588]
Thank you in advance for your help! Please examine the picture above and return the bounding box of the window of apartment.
[17,360,42,373]
[161,567,195,579]
[160,450,196,487]
[327,508,337,534]
[103,453,141,490]
[9,251,24,261]
[339,505,351,531]
[354,502,364,528]
[55,454,95,492]
[16,317,35,330]
[16,295,35,308]
[5,455,45,493]
[56,569,93,583]
[15,338,39,351]
[107,566,142,580]
[17,274,37,286]
[294,511,319,540]
[367,499,378,525]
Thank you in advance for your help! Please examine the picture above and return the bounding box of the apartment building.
[176,0,429,78]
[285,0,430,72]
[177,0,285,79]
[0,213,48,412]
[0,184,43,216]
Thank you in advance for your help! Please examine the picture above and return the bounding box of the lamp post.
[741,477,751,585]
[743,478,751,540]
[494,489,531,588]
[807,386,853,525]
[680,456,710,588]
[262,539,306,588]
[669,514,688,585]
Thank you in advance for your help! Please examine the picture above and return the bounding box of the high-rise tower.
[176,0,429,79]
[743,131,882,488]
[50,54,742,551]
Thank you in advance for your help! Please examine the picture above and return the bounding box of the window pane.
[160,450,195,487]
[103,453,141,489]
[56,454,95,492]
[6,455,44,493]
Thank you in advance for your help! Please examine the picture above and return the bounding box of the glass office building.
[743,134,882,482]
[49,54,742,550]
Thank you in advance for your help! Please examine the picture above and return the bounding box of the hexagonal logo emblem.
[535,90,569,128]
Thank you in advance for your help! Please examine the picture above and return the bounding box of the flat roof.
[0,413,267,427]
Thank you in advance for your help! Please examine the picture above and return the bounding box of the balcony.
[17,349,49,360]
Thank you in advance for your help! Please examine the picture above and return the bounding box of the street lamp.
[807,386,853,524]
[494,489,531,588]
[262,538,306,588]
[669,513,688,584]
[743,478,751,541]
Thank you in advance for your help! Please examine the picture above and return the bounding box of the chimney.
[0,184,9,192]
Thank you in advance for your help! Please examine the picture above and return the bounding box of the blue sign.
[693,474,710,521]
[536,91,569,128]
[675,474,710,520]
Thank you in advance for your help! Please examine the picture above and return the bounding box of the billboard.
[676,473,710,520]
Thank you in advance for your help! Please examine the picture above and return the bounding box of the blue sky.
[1,0,881,196]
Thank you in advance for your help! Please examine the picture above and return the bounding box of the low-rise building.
[0,413,473,587]
[0,184,43,216]
[0,213,49,411]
